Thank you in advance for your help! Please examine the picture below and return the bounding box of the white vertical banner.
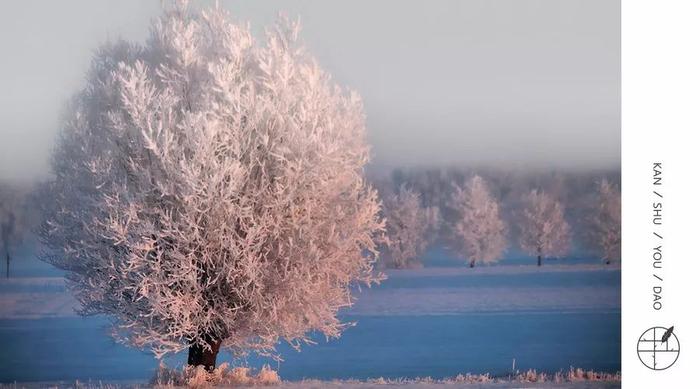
[622,0,700,387]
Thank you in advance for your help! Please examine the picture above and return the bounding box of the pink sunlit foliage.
[518,189,571,266]
[38,3,384,364]
[449,175,507,267]
[382,186,428,269]
[590,179,621,264]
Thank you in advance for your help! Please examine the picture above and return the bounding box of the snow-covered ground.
[0,258,620,386]
[276,381,620,389]
[351,265,620,316]
[0,264,620,319]
[0,277,74,319]
[0,381,621,389]
[0,382,620,389]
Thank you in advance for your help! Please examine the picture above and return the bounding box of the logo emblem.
[637,326,679,370]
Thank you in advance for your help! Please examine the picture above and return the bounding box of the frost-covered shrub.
[39,2,383,367]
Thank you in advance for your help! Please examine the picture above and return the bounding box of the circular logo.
[637,326,680,370]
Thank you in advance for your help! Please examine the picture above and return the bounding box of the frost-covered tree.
[423,205,442,245]
[0,184,30,279]
[38,4,384,370]
[449,176,507,267]
[518,190,571,266]
[383,186,427,269]
[590,179,621,264]
[0,190,18,279]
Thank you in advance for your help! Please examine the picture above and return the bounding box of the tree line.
[373,167,621,268]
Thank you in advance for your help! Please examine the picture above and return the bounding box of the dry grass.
[564,367,621,382]
[513,367,620,384]
[151,363,280,388]
[286,368,618,387]
[0,366,619,388]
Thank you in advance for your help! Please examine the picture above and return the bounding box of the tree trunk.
[537,255,542,267]
[187,334,222,371]
[469,259,475,268]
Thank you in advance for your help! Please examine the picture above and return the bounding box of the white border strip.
[622,0,700,386]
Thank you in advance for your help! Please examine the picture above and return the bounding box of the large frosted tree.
[518,190,571,266]
[39,4,384,370]
[591,179,621,264]
[382,186,427,269]
[449,176,507,268]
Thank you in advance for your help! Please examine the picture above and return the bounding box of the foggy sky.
[0,0,620,182]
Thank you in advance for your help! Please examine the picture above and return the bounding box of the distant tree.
[0,184,30,278]
[38,5,384,370]
[423,205,443,245]
[383,186,428,268]
[518,190,571,266]
[590,179,621,264]
[449,176,507,267]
